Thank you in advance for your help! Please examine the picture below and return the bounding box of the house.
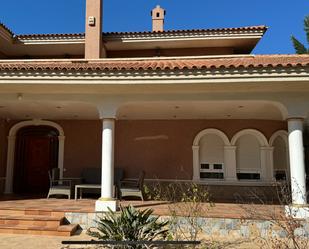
[0,0,308,216]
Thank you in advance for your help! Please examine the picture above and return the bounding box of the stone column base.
[285,205,309,219]
[95,199,118,212]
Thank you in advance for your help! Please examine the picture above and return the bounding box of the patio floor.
[0,196,284,220]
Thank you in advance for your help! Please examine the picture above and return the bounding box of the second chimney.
[85,0,105,59]
[151,5,166,32]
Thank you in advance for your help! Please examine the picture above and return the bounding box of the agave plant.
[87,205,169,248]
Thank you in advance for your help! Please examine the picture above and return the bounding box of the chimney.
[151,5,166,32]
[85,0,105,59]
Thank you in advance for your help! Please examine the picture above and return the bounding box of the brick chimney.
[85,0,105,59]
[151,5,166,32]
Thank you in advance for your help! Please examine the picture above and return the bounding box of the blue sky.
[0,0,308,54]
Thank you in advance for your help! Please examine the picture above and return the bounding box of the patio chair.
[114,167,124,198]
[47,168,72,199]
[119,171,145,201]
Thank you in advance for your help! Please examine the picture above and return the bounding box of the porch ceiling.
[0,100,99,120]
[117,101,285,120]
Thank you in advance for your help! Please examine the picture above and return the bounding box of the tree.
[291,15,309,54]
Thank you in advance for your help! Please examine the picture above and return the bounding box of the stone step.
[0,215,64,227]
[0,209,65,218]
[0,223,79,236]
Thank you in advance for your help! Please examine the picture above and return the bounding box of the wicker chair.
[47,168,71,199]
[119,171,145,201]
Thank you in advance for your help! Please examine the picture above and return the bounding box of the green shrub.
[87,205,169,248]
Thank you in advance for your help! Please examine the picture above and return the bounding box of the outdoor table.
[75,184,101,200]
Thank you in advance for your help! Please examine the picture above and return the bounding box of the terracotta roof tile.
[16,33,85,39]
[0,23,14,36]
[0,55,308,72]
[15,25,267,39]
[105,25,267,35]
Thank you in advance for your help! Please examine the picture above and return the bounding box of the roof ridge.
[14,25,267,39]
[0,22,14,36]
[105,25,267,35]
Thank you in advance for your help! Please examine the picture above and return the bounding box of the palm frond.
[304,15,309,45]
[291,36,308,54]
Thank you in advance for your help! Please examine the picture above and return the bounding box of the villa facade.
[0,0,308,215]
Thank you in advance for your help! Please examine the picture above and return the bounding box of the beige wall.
[56,120,102,177]
[0,119,287,182]
[115,119,287,179]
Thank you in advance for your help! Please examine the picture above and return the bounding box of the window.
[237,169,260,180]
[200,163,224,179]
[274,170,287,181]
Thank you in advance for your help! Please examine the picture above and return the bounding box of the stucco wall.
[0,119,289,183]
[115,119,287,179]
[56,120,102,177]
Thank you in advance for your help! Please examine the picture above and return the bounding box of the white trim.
[269,130,290,180]
[231,129,271,181]
[4,119,65,194]
[269,130,288,146]
[231,129,269,146]
[193,128,230,146]
[192,128,232,181]
[143,178,276,186]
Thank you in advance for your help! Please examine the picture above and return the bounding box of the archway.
[14,126,59,194]
[192,128,231,181]
[231,129,271,181]
[270,130,289,181]
[5,120,65,194]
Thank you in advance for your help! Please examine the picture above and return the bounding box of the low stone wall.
[65,212,309,239]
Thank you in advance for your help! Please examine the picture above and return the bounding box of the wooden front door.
[14,126,59,194]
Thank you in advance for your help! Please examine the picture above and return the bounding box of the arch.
[269,130,288,146]
[231,129,273,181]
[231,129,269,146]
[8,119,64,137]
[192,128,231,181]
[269,130,289,181]
[5,119,65,194]
[193,128,231,146]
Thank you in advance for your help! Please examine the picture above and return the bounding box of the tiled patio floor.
[0,197,284,220]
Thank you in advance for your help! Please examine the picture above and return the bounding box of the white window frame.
[236,168,261,181]
[200,162,224,180]
[274,169,287,181]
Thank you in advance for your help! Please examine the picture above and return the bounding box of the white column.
[95,118,118,212]
[4,136,16,194]
[224,146,237,181]
[58,136,65,179]
[288,118,307,205]
[260,146,274,182]
[192,146,200,181]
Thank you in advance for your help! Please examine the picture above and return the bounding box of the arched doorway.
[5,120,65,194]
[13,126,59,194]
